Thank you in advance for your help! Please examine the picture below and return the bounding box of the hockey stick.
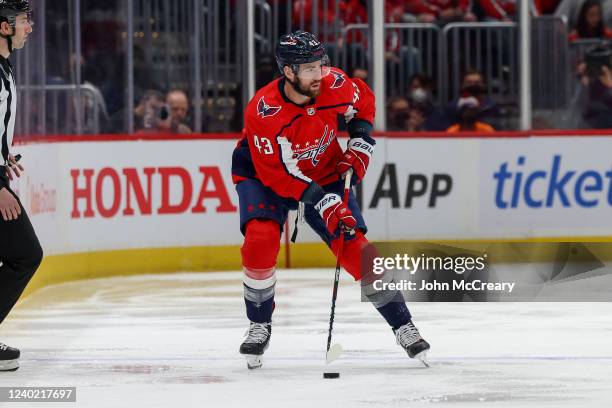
[325,169,353,364]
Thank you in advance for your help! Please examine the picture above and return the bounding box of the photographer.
[575,44,612,128]
[134,90,173,134]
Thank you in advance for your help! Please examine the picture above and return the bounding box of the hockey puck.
[323,372,340,379]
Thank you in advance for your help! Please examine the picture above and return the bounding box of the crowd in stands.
[375,0,612,132]
[64,0,612,135]
[386,69,500,132]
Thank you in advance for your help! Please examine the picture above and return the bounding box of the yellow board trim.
[23,245,243,298]
[22,242,339,298]
[21,236,612,299]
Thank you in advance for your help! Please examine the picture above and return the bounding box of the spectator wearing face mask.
[446,95,496,132]
[446,69,499,128]
[386,94,432,132]
[407,74,449,131]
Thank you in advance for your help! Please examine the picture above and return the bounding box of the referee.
[0,0,42,372]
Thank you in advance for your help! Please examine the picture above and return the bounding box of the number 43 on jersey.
[254,135,274,155]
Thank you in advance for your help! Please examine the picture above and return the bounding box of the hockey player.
[231,30,430,369]
[0,0,42,372]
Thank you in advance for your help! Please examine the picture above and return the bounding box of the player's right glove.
[314,193,356,235]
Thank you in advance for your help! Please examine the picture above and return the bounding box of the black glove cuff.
[347,119,375,145]
[300,182,326,205]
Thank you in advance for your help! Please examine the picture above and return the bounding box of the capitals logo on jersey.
[292,125,336,166]
[330,71,345,89]
[257,96,282,118]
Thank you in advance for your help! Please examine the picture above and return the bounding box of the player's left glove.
[337,137,374,183]
[314,193,357,235]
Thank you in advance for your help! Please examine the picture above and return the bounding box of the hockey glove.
[337,137,374,183]
[315,193,356,235]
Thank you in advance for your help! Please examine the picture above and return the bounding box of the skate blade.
[0,359,19,372]
[326,343,343,364]
[414,351,430,368]
[245,355,263,370]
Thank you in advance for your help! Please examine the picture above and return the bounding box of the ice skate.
[0,343,20,372]
[393,321,430,367]
[240,322,271,369]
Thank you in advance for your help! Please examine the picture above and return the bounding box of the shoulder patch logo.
[257,96,282,118]
[330,71,345,89]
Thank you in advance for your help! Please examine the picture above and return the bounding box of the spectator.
[387,96,411,131]
[556,0,612,29]
[447,69,499,127]
[134,90,172,133]
[477,0,517,21]
[568,0,612,42]
[405,0,477,24]
[407,74,449,130]
[574,45,612,128]
[446,95,496,132]
[166,90,193,134]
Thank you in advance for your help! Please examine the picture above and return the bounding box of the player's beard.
[288,77,321,99]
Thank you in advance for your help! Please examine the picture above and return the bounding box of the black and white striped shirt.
[0,55,16,189]
[0,55,16,163]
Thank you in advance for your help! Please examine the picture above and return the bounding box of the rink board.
[11,131,612,296]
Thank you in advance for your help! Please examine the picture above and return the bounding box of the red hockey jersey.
[231,67,375,201]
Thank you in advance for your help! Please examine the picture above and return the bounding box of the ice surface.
[1,269,611,408]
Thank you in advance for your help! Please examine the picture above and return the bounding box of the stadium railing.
[16,84,108,136]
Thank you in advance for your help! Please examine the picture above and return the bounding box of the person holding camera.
[134,90,172,133]
[575,45,612,128]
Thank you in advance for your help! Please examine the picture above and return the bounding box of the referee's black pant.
[0,178,43,325]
